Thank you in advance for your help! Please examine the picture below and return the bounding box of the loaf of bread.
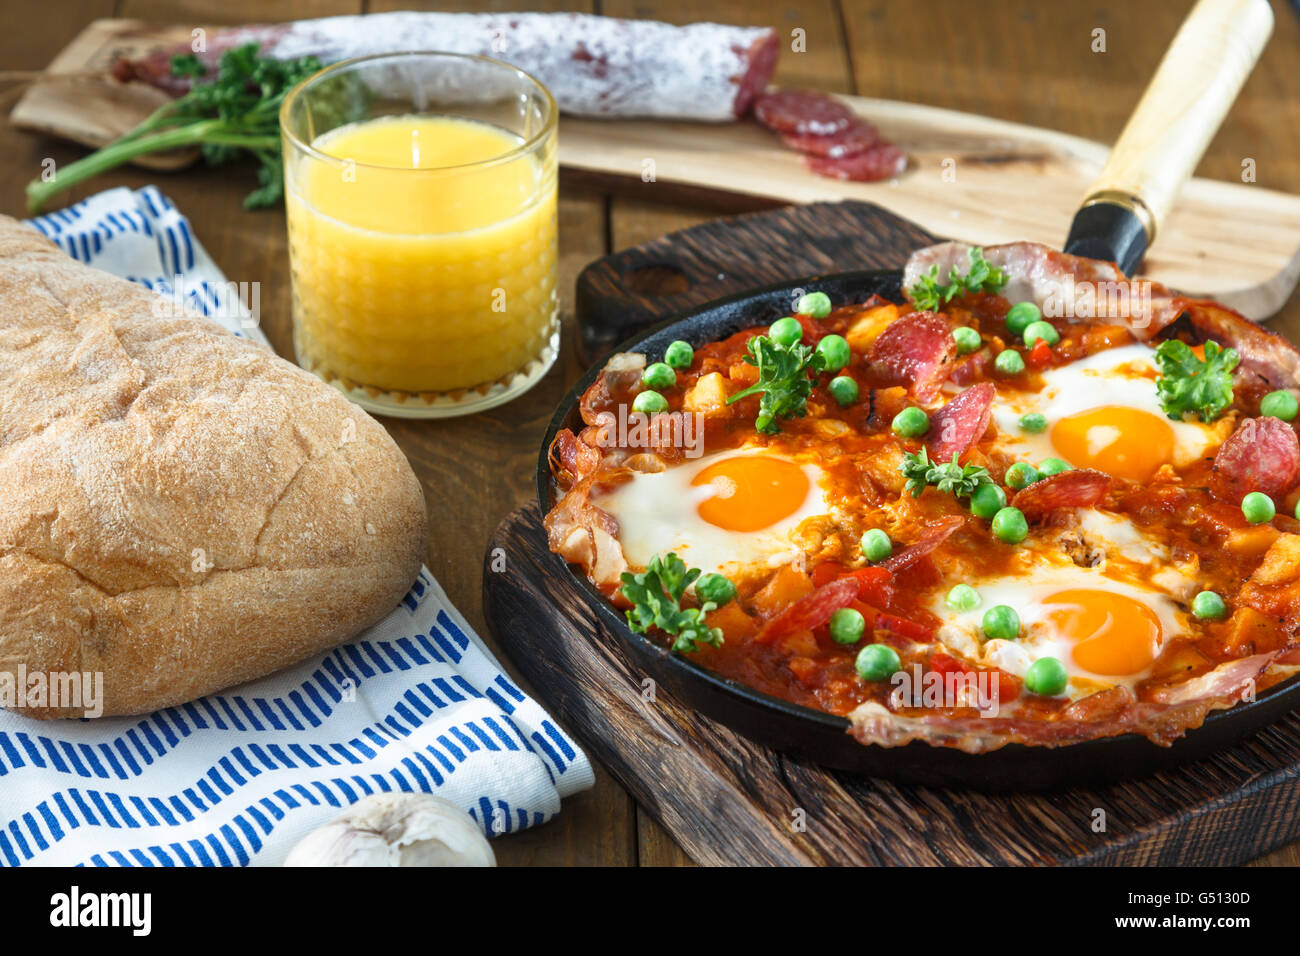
[0,216,428,718]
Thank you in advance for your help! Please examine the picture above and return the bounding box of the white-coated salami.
[113,12,779,122]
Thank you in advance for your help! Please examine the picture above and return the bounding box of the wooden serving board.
[485,504,1300,866]
[14,18,1300,319]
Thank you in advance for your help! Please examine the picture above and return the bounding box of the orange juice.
[286,113,558,397]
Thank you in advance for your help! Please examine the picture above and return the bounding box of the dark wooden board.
[573,200,940,362]
[484,502,1300,867]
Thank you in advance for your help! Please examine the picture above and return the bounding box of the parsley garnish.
[619,553,723,654]
[900,448,993,499]
[27,44,335,212]
[725,334,826,434]
[908,247,1008,311]
[1154,339,1239,423]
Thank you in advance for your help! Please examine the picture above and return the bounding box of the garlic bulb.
[284,793,496,867]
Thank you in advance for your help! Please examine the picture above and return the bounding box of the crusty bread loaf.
[0,216,428,718]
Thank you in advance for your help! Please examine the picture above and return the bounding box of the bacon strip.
[902,241,1185,340]
[1210,416,1300,504]
[867,311,955,402]
[926,382,994,462]
[847,652,1283,752]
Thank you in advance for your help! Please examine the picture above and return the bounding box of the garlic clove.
[284,793,496,867]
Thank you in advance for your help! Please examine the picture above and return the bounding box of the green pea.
[945,584,981,612]
[982,604,1021,641]
[856,643,902,682]
[991,506,1029,544]
[1024,657,1068,696]
[828,375,859,407]
[952,326,981,355]
[664,340,694,369]
[632,390,668,414]
[861,528,893,562]
[1006,301,1041,337]
[1242,491,1275,525]
[1296,498,1300,522]
[1004,462,1040,490]
[1260,390,1299,422]
[769,317,803,347]
[1192,590,1227,620]
[642,362,676,390]
[816,334,851,372]
[695,573,737,606]
[796,291,833,319]
[995,349,1026,376]
[1038,457,1072,477]
[830,608,866,645]
[1022,320,1060,348]
[969,483,1008,520]
[891,406,930,438]
[1019,412,1049,434]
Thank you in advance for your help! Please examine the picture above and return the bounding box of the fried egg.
[987,343,1225,481]
[934,513,1197,699]
[594,448,831,579]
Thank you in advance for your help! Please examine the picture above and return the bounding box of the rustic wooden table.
[4,0,1300,866]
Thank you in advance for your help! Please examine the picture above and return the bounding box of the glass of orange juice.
[280,52,558,417]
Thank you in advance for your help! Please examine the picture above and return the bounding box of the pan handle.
[1064,0,1273,274]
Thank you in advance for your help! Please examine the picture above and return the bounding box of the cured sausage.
[1210,416,1300,503]
[867,310,956,401]
[112,12,780,121]
[754,89,855,135]
[780,120,880,158]
[804,143,908,182]
[927,382,995,462]
[1011,469,1113,521]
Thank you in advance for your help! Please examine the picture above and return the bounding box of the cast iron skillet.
[536,269,1300,791]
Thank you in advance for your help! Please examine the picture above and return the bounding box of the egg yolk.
[692,456,810,532]
[1049,406,1175,481]
[1043,588,1162,676]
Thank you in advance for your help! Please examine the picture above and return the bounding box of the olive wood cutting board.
[13,17,1300,319]
[484,201,1300,866]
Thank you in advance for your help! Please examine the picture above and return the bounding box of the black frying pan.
[536,269,1300,791]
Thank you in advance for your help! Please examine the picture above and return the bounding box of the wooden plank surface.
[1,0,1299,867]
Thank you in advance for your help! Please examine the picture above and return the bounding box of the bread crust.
[0,217,428,717]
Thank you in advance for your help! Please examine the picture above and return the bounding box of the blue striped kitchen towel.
[5,187,593,867]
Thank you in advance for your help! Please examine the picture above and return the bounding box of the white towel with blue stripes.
[4,187,594,867]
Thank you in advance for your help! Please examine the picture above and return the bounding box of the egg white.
[932,515,1198,699]
[594,448,831,579]
[986,343,1222,469]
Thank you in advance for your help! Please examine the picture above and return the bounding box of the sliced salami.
[882,516,965,573]
[1210,416,1300,503]
[754,89,854,135]
[1011,469,1113,521]
[927,383,995,463]
[867,310,956,402]
[780,119,880,158]
[805,142,908,182]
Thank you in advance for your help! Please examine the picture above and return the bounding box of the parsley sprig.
[908,247,1008,311]
[900,448,993,499]
[1154,339,1239,423]
[619,553,723,654]
[27,44,334,212]
[725,334,826,434]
